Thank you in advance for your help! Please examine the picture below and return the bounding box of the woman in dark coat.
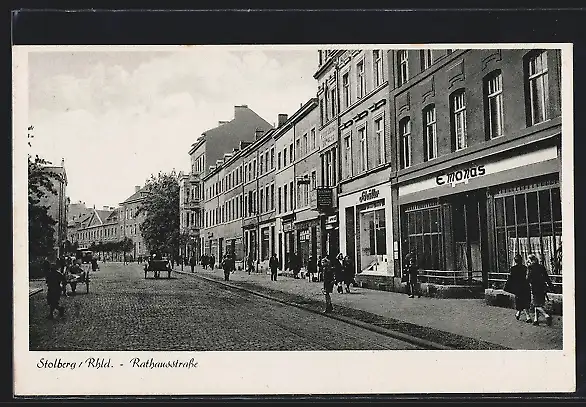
[322,256,334,313]
[527,254,554,326]
[403,253,420,298]
[333,253,345,293]
[504,254,532,322]
[307,255,317,282]
[45,262,65,319]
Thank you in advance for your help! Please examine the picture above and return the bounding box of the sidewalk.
[175,265,563,350]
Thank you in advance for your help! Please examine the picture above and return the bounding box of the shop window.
[492,186,562,293]
[359,201,387,274]
[403,205,444,270]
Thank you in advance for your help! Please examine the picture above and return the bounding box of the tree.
[28,125,60,259]
[136,171,180,258]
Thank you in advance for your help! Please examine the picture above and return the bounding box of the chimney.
[234,105,248,118]
[278,114,288,127]
[135,185,140,193]
[255,129,265,140]
[61,158,65,167]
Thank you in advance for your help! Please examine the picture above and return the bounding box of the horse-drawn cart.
[64,248,93,294]
[144,258,172,279]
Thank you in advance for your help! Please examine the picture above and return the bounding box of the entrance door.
[452,192,487,285]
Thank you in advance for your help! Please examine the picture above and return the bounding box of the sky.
[27,47,318,209]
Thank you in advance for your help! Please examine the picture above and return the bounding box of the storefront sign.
[320,127,337,147]
[358,188,380,203]
[317,187,333,210]
[436,165,486,187]
[299,230,310,241]
[327,215,338,224]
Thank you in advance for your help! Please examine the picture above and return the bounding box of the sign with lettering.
[327,215,338,224]
[299,230,310,241]
[317,187,333,211]
[358,188,380,204]
[320,126,337,148]
[436,165,486,187]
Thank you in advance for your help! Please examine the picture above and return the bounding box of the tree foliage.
[28,126,60,258]
[136,171,180,257]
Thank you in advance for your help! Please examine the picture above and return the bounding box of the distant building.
[181,105,273,262]
[119,186,148,260]
[38,159,68,258]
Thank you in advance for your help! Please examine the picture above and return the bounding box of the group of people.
[44,254,100,320]
[505,253,555,326]
[200,254,216,270]
[319,253,356,313]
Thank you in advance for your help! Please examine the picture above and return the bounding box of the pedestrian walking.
[247,254,254,275]
[527,253,554,326]
[342,255,355,293]
[290,252,300,279]
[91,256,99,273]
[503,254,532,323]
[404,253,420,298]
[269,252,279,281]
[201,254,207,270]
[45,261,65,320]
[222,253,233,281]
[190,256,196,273]
[322,256,334,313]
[307,255,317,282]
[210,255,215,270]
[333,253,345,294]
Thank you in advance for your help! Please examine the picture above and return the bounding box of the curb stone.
[173,269,460,350]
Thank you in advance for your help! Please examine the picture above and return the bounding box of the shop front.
[282,218,295,270]
[294,218,319,270]
[339,182,394,277]
[397,143,562,294]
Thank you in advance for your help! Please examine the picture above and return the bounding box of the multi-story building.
[329,49,395,283]
[182,105,273,262]
[66,200,92,245]
[388,48,562,296]
[119,185,148,260]
[242,125,278,272]
[38,160,68,258]
[314,50,342,260]
[289,99,321,272]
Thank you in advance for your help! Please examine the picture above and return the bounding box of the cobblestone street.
[29,262,423,351]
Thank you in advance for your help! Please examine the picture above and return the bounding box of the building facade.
[182,105,273,262]
[389,48,562,293]
[119,185,148,259]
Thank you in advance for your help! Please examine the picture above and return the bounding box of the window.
[399,117,411,169]
[342,72,350,108]
[320,99,324,125]
[265,152,269,173]
[357,60,365,98]
[485,71,504,139]
[526,50,549,125]
[492,185,562,293]
[271,148,275,169]
[296,139,301,160]
[303,133,308,157]
[310,128,316,150]
[344,134,352,178]
[265,185,270,212]
[423,105,438,161]
[324,86,329,123]
[259,155,264,174]
[290,181,294,210]
[398,50,409,86]
[253,159,257,178]
[289,144,294,164]
[359,125,367,172]
[451,90,467,151]
[270,184,275,210]
[278,151,282,169]
[403,206,444,271]
[374,115,385,166]
[278,187,282,213]
[373,50,383,87]
[330,87,337,117]
[284,184,288,212]
[311,170,317,190]
[283,148,287,167]
[420,49,433,70]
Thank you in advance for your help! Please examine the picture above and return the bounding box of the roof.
[94,209,113,224]
[119,186,147,205]
[42,165,68,184]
